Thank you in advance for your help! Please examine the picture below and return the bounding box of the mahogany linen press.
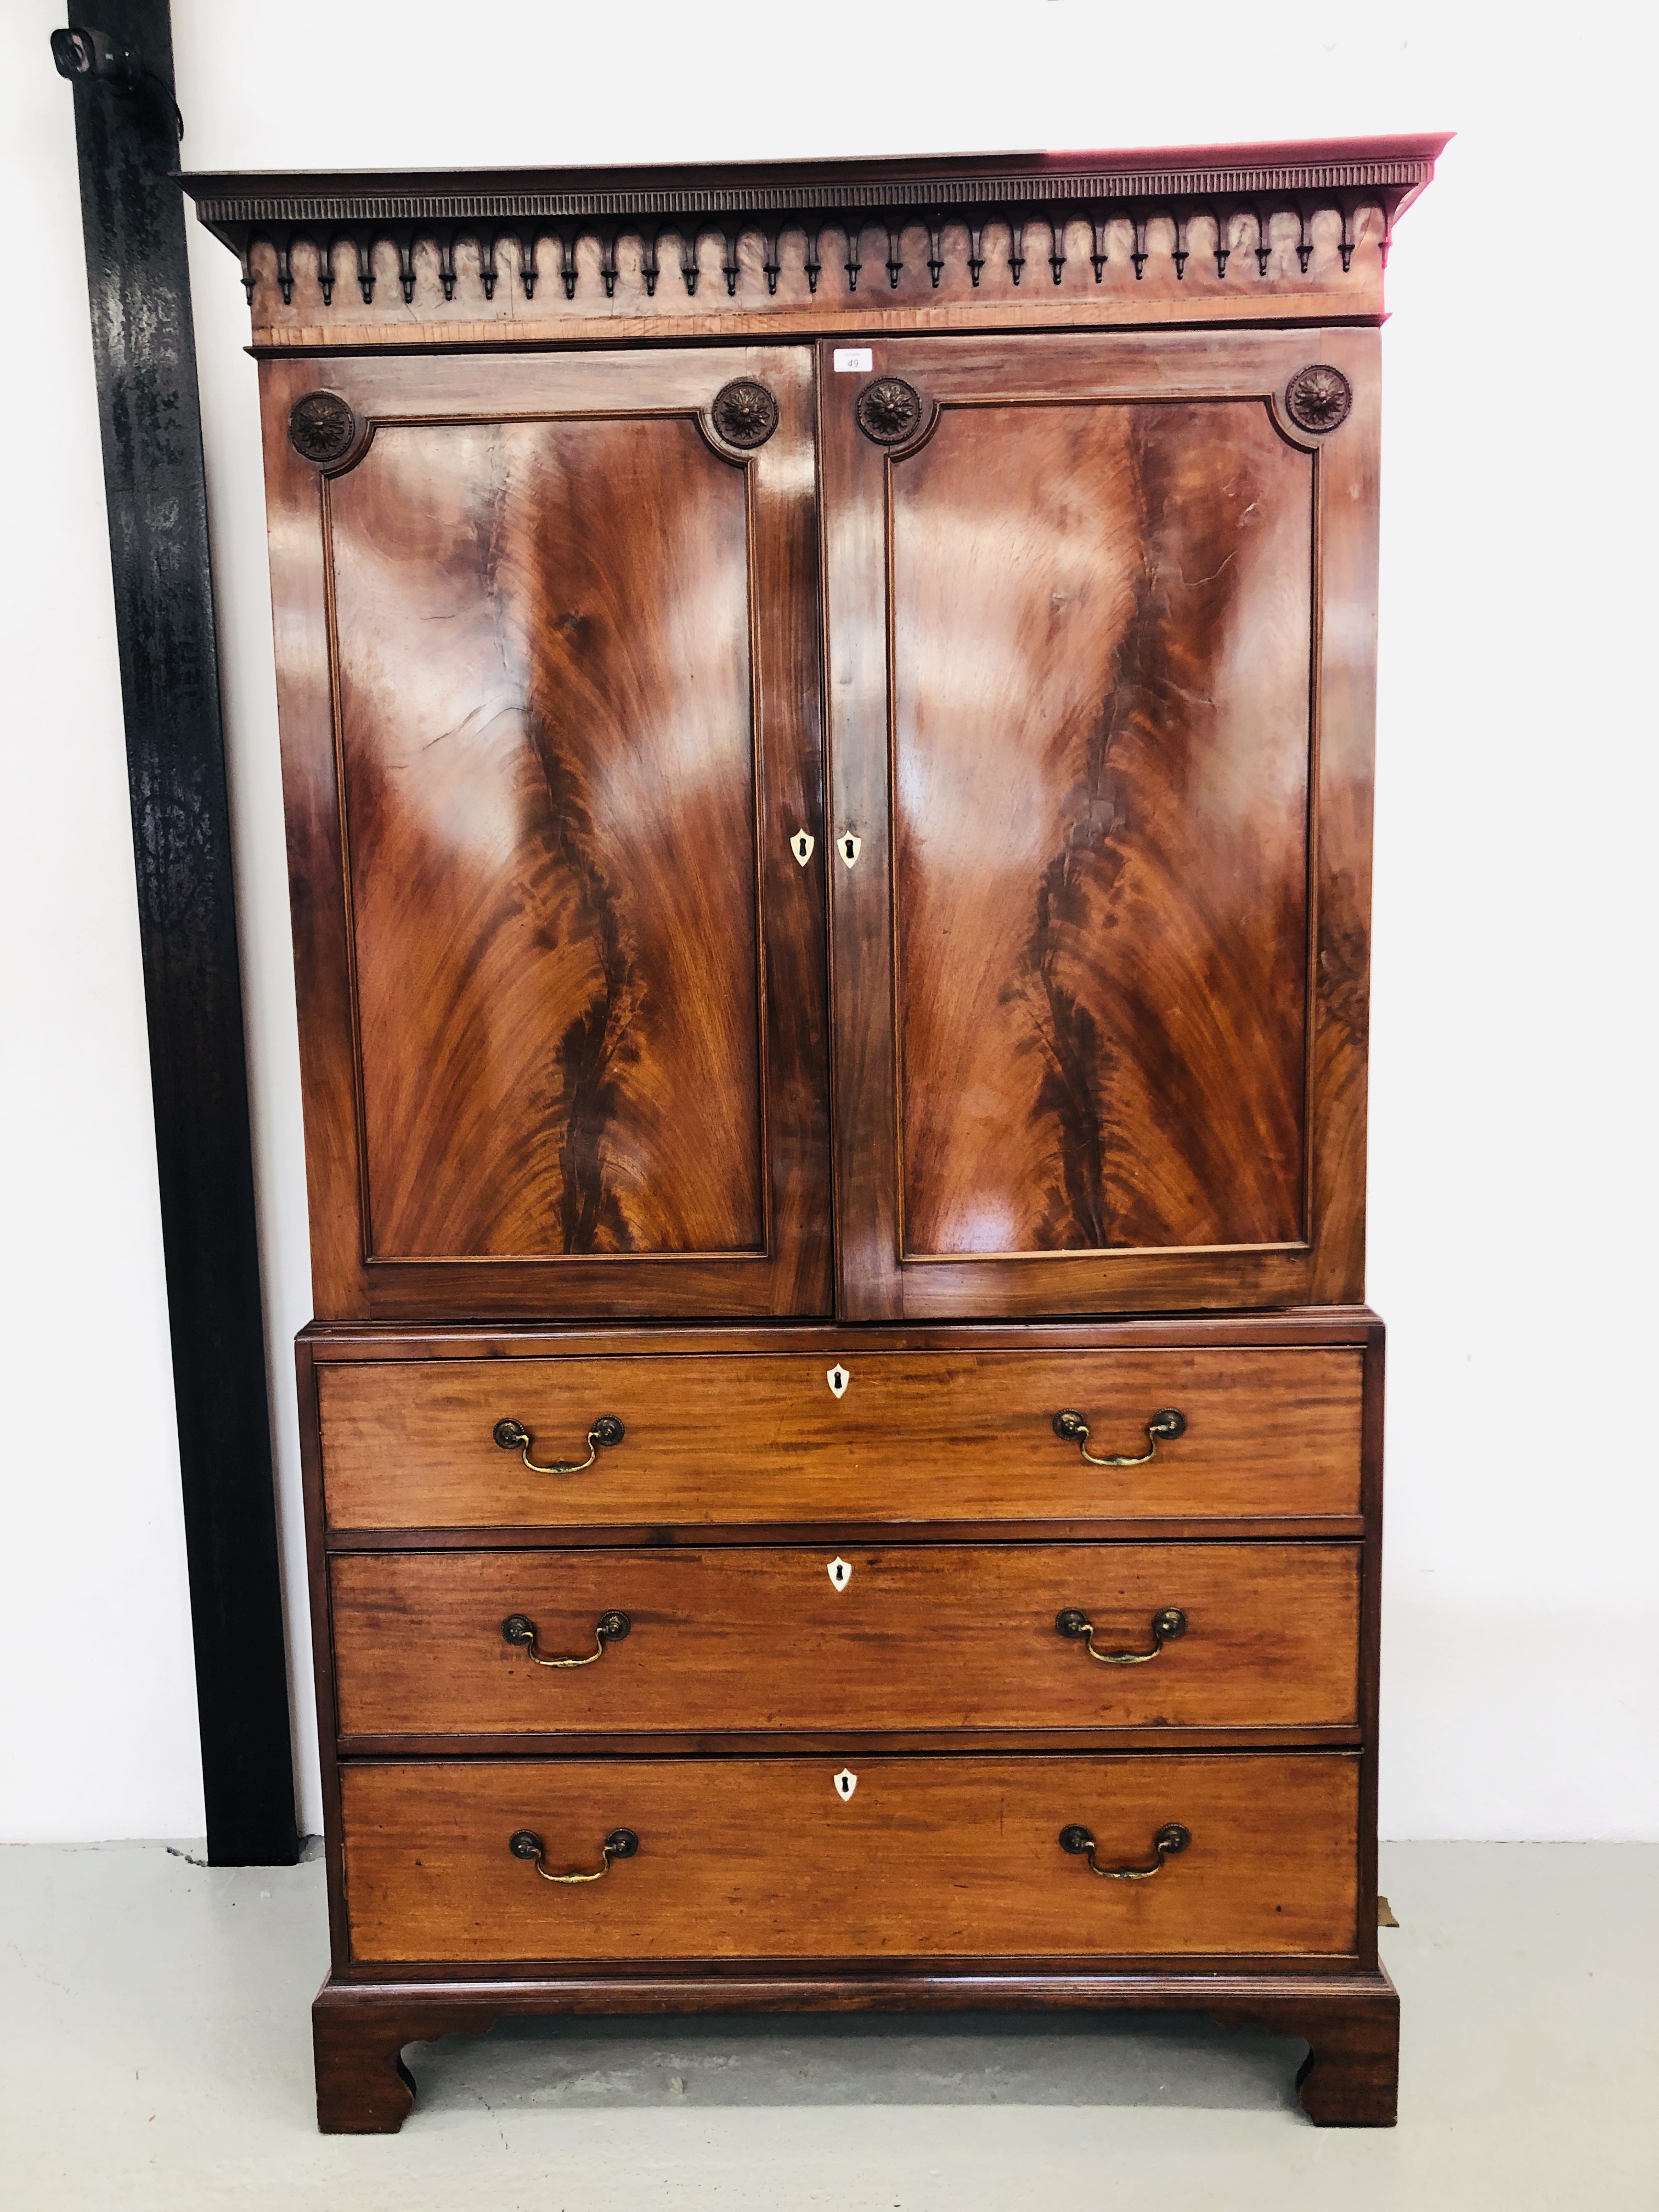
[184,133,1441,2131]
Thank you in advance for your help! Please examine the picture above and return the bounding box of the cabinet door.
[264,349,829,1319]
[821,331,1376,1319]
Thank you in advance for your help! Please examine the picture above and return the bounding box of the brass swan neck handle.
[1059,1822,1191,1880]
[501,1611,631,1668]
[510,1828,639,1884]
[1052,1407,1186,1467]
[493,1414,624,1476]
[1056,1606,1187,1665]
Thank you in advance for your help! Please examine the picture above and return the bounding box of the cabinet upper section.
[216,136,1438,1326]
[181,134,1446,350]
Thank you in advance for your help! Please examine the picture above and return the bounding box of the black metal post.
[53,3,298,1865]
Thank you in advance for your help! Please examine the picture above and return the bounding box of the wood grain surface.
[341,1752,1359,1962]
[329,413,764,1260]
[890,397,1311,1257]
[316,1346,1362,1530]
[329,1541,1359,1737]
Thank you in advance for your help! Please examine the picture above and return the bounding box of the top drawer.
[317,1347,1362,1531]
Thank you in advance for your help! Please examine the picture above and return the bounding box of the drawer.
[330,1542,1360,1738]
[317,1348,1362,1530]
[341,1752,1361,1962]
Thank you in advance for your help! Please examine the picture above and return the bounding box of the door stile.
[819,342,907,1317]
[1303,329,1380,1306]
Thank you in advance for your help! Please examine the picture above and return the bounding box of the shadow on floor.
[406,2009,1308,2114]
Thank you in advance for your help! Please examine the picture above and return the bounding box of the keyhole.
[827,1556,851,1590]
[833,1768,857,1801]
[826,1364,849,1398]
[790,830,814,866]
[838,832,861,868]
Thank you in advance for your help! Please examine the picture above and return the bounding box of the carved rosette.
[288,390,360,465]
[1284,364,1353,433]
[855,376,924,445]
[710,379,779,448]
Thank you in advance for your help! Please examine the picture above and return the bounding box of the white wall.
[0,3,204,1840]
[3,0,1653,1844]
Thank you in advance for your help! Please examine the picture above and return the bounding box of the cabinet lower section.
[299,1310,1388,2131]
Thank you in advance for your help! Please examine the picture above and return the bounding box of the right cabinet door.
[821,330,1378,1321]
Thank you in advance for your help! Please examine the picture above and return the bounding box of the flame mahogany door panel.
[820,329,1378,1321]
[262,349,830,1319]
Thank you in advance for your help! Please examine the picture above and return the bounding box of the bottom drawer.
[341,1753,1359,1964]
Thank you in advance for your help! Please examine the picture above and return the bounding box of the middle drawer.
[330,1542,1359,1739]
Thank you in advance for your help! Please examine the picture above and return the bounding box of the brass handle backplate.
[510,1827,639,1883]
[1059,1821,1191,1880]
[501,1611,631,1668]
[1056,1606,1187,1665]
[1052,1407,1186,1467]
[493,1414,624,1476]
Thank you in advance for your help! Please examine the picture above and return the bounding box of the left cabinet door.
[263,349,830,1319]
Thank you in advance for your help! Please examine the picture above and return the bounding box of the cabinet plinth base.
[311,1963,1397,2133]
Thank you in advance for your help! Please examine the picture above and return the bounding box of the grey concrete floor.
[1,1841,1654,2209]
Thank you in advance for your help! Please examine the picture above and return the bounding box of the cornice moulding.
[179,134,1447,330]
[182,136,1448,223]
